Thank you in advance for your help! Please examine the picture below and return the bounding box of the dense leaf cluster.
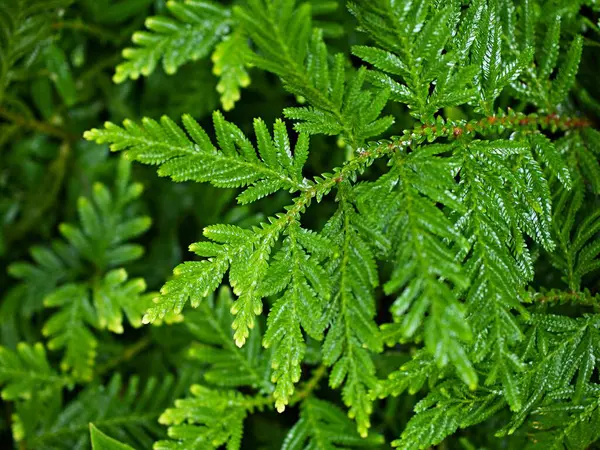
[2,0,600,449]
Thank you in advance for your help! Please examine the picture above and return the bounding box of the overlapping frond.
[112,0,257,110]
[395,313,600,449]
[236,0,393,145]
[7,158,152,380]
[351,0,483,120]
[357,144,475,386]
[155,385,269,450]
[549,128,600,290]
[16,372,195,449]
[320,187,386,437]
[263,222,332,411]
[0,0,73,103]
[185,287,271,391]
[114,1,229,80]
[510,11,583,111]
[281,398,384,450]
[0,343,67,401]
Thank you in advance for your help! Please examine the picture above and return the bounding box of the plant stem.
[290,364,327,405]
[95,335,153,377]
[277,111,592,232]
[3,141,71,247]
[52,20,121,43]
[0,106,77,141]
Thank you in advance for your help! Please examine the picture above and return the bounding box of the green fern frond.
[43,283,98,381]
[58,157,150,270]
[90,424,135,450]
[282,398,384,449]
[0,0,73,103]
[393,381,505,449]
[236,0,392,146]
[510,8,583,112]
[263,221,332,412]
[186,287,271,390]
[113,1,230,81]
[212,30,251,111]
[282,32,394,145]
[8,158,151,380]
[396,313,600,448]
[85,113,310,201]
[357,144,475,386]
[320,186,386,437]
[372,349,437,400]
[351,0,482,121]
[0,343,68,401]
[6,242,81,318]
[17,372,195,449]
[572,128,600,195]
[155,385,269,450]
[550,132,600,290]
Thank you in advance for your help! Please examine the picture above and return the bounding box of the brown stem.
[533,291,600,309]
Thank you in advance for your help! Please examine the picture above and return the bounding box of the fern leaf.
[358,145,475,386]
[471,1,532,114]
[186,287,271,390]
[113,0,230,82]
[550,172,600,290]
[0,343,67,400]
[550,35,583,106]
[0,0,72,103]
[156,385,268,450]
[237,1,392,145]
[281,398,384,449]
[18,372,195,449]
[144,217,285,349]
[90,424,135,450]
[351,0,481,120]
[93,269,154,333]
[212,30,251,111]
[320,188,385,437]
[43,283,98,381]
[393,383,504,449]
[7,241,81,318]
[84,114,309,198]
[263,222,331,412]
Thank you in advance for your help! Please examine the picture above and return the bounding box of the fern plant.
[3,0,600,449]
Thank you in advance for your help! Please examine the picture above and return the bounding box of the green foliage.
[155,385,268,450]
[282,398,384,449]
[85,113,310,203]
[512,12,584,111]
[320,188,385,436]
[236,0,393,146]
[351,0,482,120]
[7,157,152,380]
[185,287,271,391]
[90,425,135,450]
[0,343,67,400]
[15,372,195,449]
[0,0,73,103]
[3,0,600,449]
[113,1,234,99]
